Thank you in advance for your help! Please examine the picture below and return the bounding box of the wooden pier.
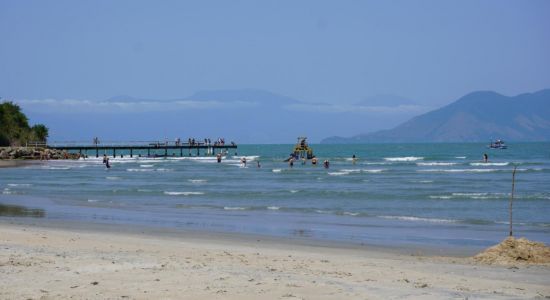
[44,141,237,158]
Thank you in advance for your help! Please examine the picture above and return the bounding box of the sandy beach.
[1,222,548,299]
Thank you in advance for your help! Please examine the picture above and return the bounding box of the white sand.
[1,223,549,299]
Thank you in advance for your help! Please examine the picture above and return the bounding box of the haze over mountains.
[322,89,550,143]
[16,90,426,144]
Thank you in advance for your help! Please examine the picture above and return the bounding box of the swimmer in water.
[323,159,330,169]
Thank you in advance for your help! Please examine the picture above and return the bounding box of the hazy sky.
[2,0,549,104]
[1,1,550,142]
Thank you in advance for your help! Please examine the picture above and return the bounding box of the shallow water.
[1,142,549,251]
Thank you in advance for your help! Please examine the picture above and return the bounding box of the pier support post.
[96,148,99,158]
[165,147,168,157]
[197,147,200,156]
[147,148,150,157]
[113,149,116,158]
[130,149,133,158]
[180,147,183,157]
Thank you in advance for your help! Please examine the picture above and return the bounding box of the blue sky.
[1,1,549,142]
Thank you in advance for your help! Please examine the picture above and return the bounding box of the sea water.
[1,143,549,252]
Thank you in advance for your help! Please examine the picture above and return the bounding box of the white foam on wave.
[106,176,122,180]
[419,168,497,173]
[328,171,350,176]
[340,169,361,173]
[45,166,71,170]
[379,215,457,223]
[7,183,32,187]
[137,189,153,193]
[315,210,331,214]
[140,164,154,168]
[231,155,259,161]
[224,206,247,210]
[127,168,153,172]
[2,188,15,195]
[189,179,207,184]
[413,180,434,183]
[384,156,424,162]
[365,162,391,165]
[155,168,174,172]
[362,169,385,173]
[417,162,457,166]
[289,190,299,193]
[455,156,467,159]
[429,195,452,199]
[343,212,359,216]
[272,169,282,173]
[87,199,99,203]
[267,206,280,210]
[470,162,509,166]
[164,191,204,196]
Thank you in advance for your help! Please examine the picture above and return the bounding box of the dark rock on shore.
[0,147,80,160]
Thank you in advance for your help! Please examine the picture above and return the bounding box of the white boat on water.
[488,139,507,149]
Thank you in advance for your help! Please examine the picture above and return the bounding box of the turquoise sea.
[1,143,549,253]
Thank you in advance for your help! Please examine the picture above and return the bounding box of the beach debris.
[474,237,550,265]
[91,281,99,285]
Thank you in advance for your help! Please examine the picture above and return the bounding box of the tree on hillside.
[0,101,49,146]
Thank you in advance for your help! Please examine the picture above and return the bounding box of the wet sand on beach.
[1,222,549,299]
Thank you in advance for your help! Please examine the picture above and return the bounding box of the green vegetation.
[0,101,49,146]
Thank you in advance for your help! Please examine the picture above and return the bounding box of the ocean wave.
[417,162,457,166]
[231,155,259,161]
[328,171,350,176]
[429,195,452,199]
[429,192,507,200]
[384,156,424,162]
[2,188,16,195]
[164,191,204,196]
[289,190,299,193]
[224,206,247,210]
[127,168,154,172]
[189,179,207,184]
[470,162,509,166]
[418,168,497,173]
[44,166,71,170]
[342,211,360,216]
[455,156,467,159]
[106,176,122,180]
[340,169,361,173]
[267,206,280,210]
[7,183,32,187]
[272,169,282,173]
[379,215,457,223]
[140,164,154,168]
[362,169,385,173]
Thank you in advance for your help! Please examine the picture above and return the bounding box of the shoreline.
[1,222,549,299]
[0,159,45,168]
[0,217,473,257]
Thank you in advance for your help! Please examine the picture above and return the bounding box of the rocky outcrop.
[0,147,80,160]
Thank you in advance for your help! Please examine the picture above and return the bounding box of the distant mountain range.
[20,89,425,143]
[322,89,550,143]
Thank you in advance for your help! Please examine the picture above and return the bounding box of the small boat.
[285,137,314,161]
[488,139,507,149]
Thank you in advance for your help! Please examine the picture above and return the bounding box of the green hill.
[0,101,49,146]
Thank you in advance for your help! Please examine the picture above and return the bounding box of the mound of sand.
[474,237,550,265]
